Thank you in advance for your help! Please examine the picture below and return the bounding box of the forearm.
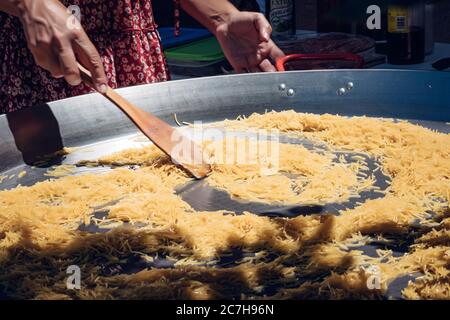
[180,0,239,34]
[0,0,26,17]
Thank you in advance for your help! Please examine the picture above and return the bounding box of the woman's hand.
[214,11,285,73]
[13,0,107,92]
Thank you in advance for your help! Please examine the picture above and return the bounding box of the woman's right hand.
[16,0,107,92]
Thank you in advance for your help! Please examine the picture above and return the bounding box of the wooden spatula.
[78,63,211,179]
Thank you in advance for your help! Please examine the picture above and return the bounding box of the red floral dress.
[0,0,180,114]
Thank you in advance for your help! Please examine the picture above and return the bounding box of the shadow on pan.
[6,104,64,167]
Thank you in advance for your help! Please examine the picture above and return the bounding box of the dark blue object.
[158,27,212,49]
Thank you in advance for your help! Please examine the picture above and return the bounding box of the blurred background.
[152,0,450,76]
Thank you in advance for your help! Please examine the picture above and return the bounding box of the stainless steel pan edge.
[1,69,449,172]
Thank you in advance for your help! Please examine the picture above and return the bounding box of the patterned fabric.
[0,0,179,114]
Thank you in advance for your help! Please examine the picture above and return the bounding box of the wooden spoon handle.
[78,63,96,89]
[77,63,167,139]
[76,63,211,179]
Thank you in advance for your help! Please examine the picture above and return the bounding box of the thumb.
[254,13,272,43]
[73,31,108,93]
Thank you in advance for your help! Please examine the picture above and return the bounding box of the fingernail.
[98,84,107,94]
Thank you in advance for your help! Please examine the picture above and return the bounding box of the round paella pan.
[0,70,449,300]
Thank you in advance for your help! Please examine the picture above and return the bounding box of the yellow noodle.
[0,110,448,300]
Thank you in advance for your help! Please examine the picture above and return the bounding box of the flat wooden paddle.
[78,63,211,179]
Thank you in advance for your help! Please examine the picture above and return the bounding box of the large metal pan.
[0,69,449,299]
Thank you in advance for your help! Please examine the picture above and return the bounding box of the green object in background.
[165,37,225,62]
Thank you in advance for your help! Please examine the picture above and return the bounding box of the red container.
[276,53,364,71]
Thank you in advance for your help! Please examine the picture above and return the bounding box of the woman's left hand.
[214,11,285,73]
